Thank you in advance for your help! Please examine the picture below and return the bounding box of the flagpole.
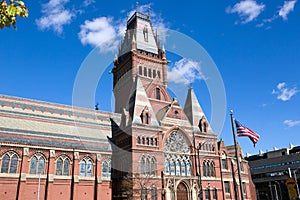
[230,110,245,200]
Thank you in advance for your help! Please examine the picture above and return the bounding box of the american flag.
[235,119,260,146]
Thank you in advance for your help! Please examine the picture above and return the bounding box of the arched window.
[150,138,154,145]
[175,160,180,176]
[139,66,143,75]
[165,160,170,175]
[146,137,150,145]
[148,69,152,78]
[203,161,207,177]
[170,161,175,175]
[137,136,141,144]
[1,151,18,173]
[164,131,191,177]
[155,88,161,100]
[153,70,156,78]
[186,161,191,176]
[144,67,147,76]
[56,155,70,176]
[155,138,158,146]
[157,71,161,79]
[150,157,156,175]
[141,157,145,175]
[146,157,150,174]
[79,157,93,177]
[145,113,150,124]
[142,137,145,145]
[102,160,111,178]
[181,161,186,176]
[29,153,45,175]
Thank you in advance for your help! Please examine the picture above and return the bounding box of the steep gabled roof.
[127,76,159,127]
[183,87,212,133]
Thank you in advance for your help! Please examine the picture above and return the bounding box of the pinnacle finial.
[136,0,139,12]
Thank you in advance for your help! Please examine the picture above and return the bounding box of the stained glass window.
[80,157,93,177]
[164,132,189,153]
[175,160,180,176]
[181,161,186,176]
[165,160,170,175]
[56,156,70,176]
[164,131,191,176]
[1,152,18,173]
[102,160,111,178]
[29,153,45,175]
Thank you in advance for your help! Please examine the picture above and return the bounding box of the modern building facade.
[246,145,300,200]
[0,6,256,200]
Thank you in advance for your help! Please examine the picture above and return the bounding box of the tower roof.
[119,10,160,56]
[183,87,212,133]
[127,76,159,127]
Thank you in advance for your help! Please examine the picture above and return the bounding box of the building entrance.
[176,182,188,200]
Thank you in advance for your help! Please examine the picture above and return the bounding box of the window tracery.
[164,131,191,176]
[0,151,18,173]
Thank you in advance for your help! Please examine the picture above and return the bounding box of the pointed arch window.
[80,157,93,177]
[150,157,156,175]
[137,136,141,144]
[1,151,18,173]
[203,161,207,177]
[139,66,143,75]
[141,157,145,175]
[148,69,152,78]
[155,88,161,100]
[102,160,111,178]
[165,160,170,175]
[175,160,180,176]
[181,160,186,176]
[29,153,45,175]
[144,67,147,76]
[145,113,150,124]
[56,155,70,176]
[186,161,191,176]
[170,161,175,175]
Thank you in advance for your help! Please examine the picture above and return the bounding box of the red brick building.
[0,7,256,200]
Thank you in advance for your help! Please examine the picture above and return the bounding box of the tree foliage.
[0,0,28,29]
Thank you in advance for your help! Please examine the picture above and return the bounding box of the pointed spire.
[136,0,139,12]
[183,87,211,133]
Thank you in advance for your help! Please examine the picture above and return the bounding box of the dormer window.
[141,107,151,125]
[199,116,209,133]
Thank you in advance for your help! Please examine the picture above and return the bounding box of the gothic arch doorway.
[176,182,188,200]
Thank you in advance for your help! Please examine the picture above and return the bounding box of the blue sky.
[1,0,300,155]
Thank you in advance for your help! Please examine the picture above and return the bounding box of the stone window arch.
[141,107,151,125]
[29,153,46,175]
[0,151,19,173]
[79,157,93,177]
[56,155,70,176]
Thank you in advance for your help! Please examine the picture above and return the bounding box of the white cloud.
[284,119,300,128]
[279,0,297,20]
[226,0,265,24]
[78,4,168,53]
[272,82,298,101]
[83,0,95,7]
[36,0,75,34]
[168,58,206,85]
[78,17,124,52]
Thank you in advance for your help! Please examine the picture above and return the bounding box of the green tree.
[0,0,28,29]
